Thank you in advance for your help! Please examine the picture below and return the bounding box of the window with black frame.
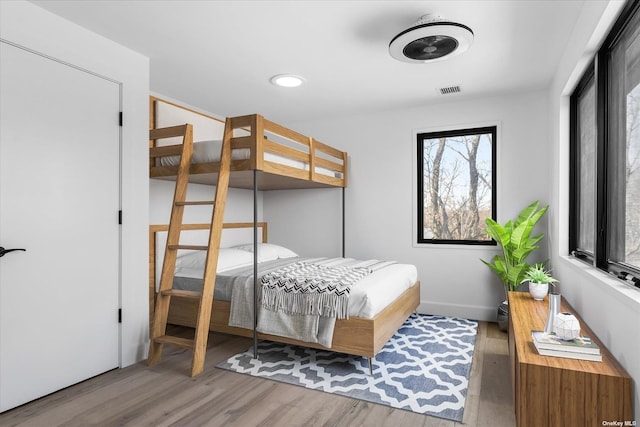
[570,67,596,259]
[416,126,496,245]
[570,0,640,288]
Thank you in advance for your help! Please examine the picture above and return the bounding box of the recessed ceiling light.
[270,74,305,88]
[389,14,474,63]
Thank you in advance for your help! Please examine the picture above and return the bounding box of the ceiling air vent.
[440,86,461,95]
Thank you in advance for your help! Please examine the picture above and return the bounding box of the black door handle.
[0,247,26,257]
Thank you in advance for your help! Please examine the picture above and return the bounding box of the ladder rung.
[150,145,184,158]
[160,289,201,300]
[154,335,195,350]
[150,125,188,140]
[168,245,208,251]
[176,201,215,206]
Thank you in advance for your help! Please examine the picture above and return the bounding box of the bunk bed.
[149,97,347,189]
[148,96,420,366]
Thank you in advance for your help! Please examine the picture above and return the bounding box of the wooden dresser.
[508,291,633,426]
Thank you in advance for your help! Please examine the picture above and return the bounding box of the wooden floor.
[0,321,516,427]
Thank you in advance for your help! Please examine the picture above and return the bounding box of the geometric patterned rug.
[217,314,478,422]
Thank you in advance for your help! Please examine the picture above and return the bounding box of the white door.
[0,42,120,412]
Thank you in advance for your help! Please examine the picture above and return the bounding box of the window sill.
[560,255,640,311]
[412,242,500,251]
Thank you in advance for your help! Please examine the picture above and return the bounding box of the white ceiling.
[31,0,588,123]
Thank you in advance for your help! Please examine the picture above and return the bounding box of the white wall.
[548,0,640,415]
[149,180,262,225]
[265,89,551,321]
[0,0,150,367]
[264,188,343,257]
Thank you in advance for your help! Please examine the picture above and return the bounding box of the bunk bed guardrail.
[149,113,348,189]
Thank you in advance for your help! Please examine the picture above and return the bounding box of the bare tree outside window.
[417,126,496,244]
[623,83,640,266]
[605,16,640,274]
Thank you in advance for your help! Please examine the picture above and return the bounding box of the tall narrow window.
[608,8,640,273]
[570,0,640,287]
[570,69,596,259]
[417,126,496,245]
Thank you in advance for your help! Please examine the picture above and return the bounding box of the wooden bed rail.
[226,114,348,187]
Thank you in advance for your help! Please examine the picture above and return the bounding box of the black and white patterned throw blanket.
[260,259,371,319]
[229,257,396,347]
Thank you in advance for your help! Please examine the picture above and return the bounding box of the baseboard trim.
[417,301,498,322]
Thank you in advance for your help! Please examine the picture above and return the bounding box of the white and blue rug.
[217,314,478,422]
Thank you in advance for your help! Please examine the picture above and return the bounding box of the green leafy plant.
[481,200,549,300]
[522,263,557,284]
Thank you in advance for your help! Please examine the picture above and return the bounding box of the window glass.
[609,17,640,270]
[577,79,596,255]
[625,83,640,267]
[417,127,496,244]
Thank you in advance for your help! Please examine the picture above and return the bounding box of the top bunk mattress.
[158,139,341,178]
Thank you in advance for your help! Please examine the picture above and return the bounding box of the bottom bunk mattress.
[170,249,418,348]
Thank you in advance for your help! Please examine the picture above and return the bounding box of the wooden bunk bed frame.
[148,97,420,362]
[150,222,421,359]
[149,96,348,190]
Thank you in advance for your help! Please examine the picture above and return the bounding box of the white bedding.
[173,255,418,319]
[158,139,340,178]
[347,262,418,318]
[225,257,417,347]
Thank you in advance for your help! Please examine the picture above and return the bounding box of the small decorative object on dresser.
[553,312,581,340]
[521,263,558,301]
[543,282,561,334]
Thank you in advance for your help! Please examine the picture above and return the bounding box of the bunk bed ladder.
[147,120,233,377]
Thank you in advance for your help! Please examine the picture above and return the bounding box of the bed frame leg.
[368,356,374,376]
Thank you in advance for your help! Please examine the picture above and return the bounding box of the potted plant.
[481,200,548,330]
[522,263,557,301]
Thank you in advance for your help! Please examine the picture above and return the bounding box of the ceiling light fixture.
[389,14,474,63]
[270,74,305,88]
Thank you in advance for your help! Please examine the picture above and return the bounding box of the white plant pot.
[554,312,581,340]
[528,282,548,301]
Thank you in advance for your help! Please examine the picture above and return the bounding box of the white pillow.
[232,243,298,262]
[175,248,254,272]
